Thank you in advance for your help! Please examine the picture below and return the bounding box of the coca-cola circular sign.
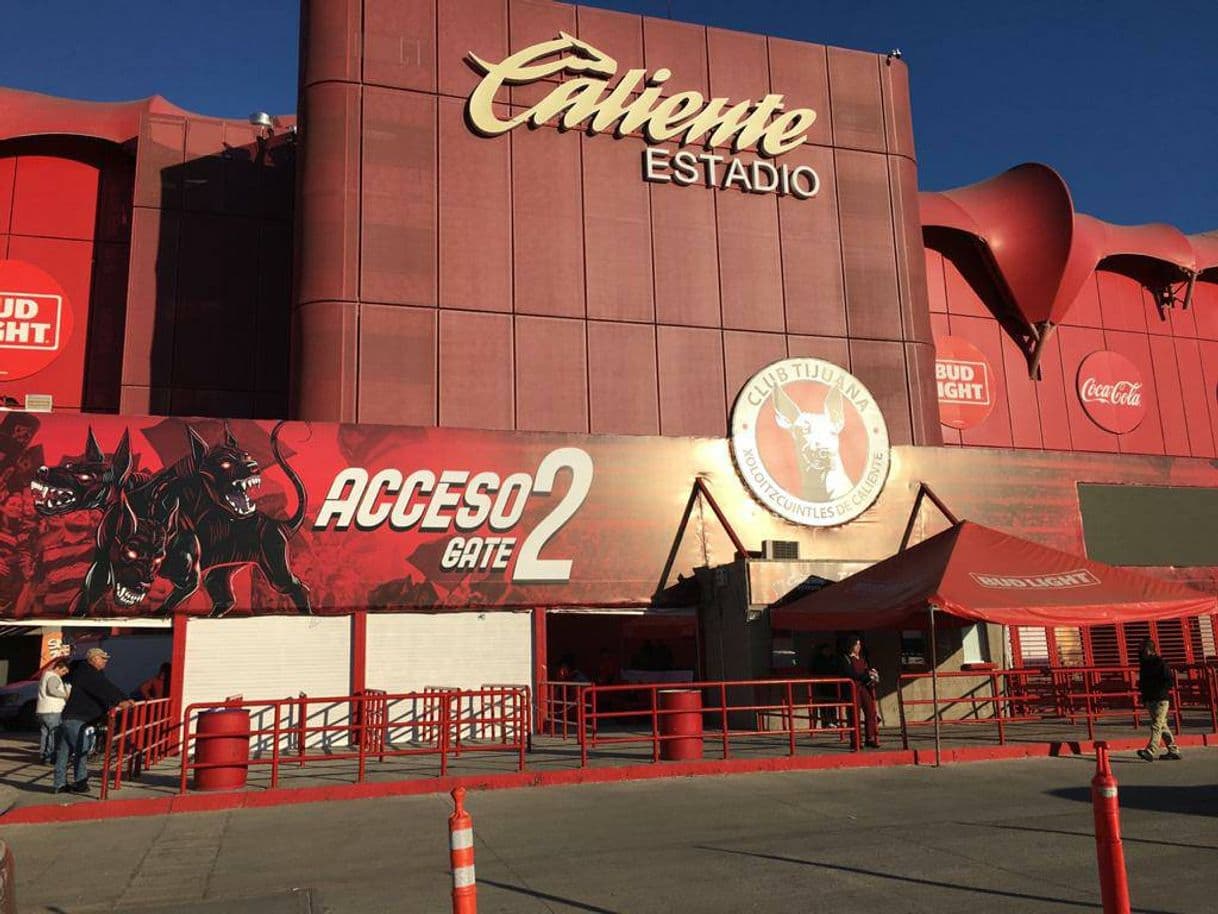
[1077,351,1146,434]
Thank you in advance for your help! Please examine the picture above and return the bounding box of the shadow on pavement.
[479,878,618,913]
[695,846,1178,914]
[1047,784,1218,818]
[960,821,1218,852]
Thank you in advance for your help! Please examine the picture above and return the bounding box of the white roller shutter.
[182,616,352,752]
[365,611,532,693]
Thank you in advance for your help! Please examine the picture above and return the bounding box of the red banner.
[0,412,764,619]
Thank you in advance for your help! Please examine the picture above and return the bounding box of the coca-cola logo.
[1076,351,1146,435]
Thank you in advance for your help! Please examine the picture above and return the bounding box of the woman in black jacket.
[1136,638,1182,762]
[840,635,881,748]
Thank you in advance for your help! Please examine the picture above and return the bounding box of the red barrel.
[193,709,251,791]
[658,689,703,761]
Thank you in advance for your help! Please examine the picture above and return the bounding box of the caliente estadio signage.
[466,34,821,199]
[0,259,73,382]
[1076,350,1145,435]
[730,359,889,526]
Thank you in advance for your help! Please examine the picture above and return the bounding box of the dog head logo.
[771,382,851,502]
[731,358,889,527]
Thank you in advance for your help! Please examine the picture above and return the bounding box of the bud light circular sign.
[934,335,995,430]
[0,260,74,382]
[1077,350,1145,434]
[730,358,890,527]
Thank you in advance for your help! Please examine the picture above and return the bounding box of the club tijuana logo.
[934,335,995,430]
[730,358,889,527]
[970,570,1101,590]
[0,259,74,382]
[1077,351,1145,435]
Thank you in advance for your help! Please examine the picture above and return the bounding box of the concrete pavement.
[3,749,1215,913]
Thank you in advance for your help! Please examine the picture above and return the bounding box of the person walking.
[53,648,133,794]
[840,635,881,748]
[1135,637,1181,762]
[35,658,71,764]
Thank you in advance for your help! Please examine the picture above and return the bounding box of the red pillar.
[351,610,367,694]
[532,608,547,734]
[168,612,188,754]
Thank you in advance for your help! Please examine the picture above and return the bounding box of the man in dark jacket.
[53,647,133,793]
[1136,638,1182,762]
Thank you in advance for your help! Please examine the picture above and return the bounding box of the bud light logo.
[1076,351,1146,435]
[0,260,74,382]
[934,336,995,430]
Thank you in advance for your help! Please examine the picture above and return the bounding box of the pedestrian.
[1135,637,1182,762]
[35,658,71,764]
[809,643,838,728]
[137,662,172,701]
[53,647,133,794]
[840,635,881,748]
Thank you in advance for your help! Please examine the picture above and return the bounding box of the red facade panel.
[0,157,14,234]
[361,88,437,307]
[300,0,361,86]
[512,124,584,318]
[582,134,654,323]
[1103,329,1165,455]
[364,0,436,92]
[947,315,1013,448]
[11,156,98,240]
[122,207,178,388]
[1198,340,1218,460]
[587,321,659,436]
[657,326,726,437]
[1166,296,1196,338]
[826,48,885,153]
[1147,334,1191,457]
[358,304,437,427]
[707,27,769,102]
[508,0,576,107]
[1096,270,1148,334]
[293,301,359,422]
[723,331,787,411]
[836,149,901,339]
[2,235,92,408]
[889,155,933,346]
[650,154,721,328]
[182,119,226,214]
[1057,325,1118,453]
[1173,337,1217,458]
[767,38,831,141]
[779,144,845,337]
[787,334,850,369]
[515,315,588,433]
[999,330,1044,450]
[296,82,361,306]
[941,251,992,319]
[575,6,645,75]
[1034,330,1072,451]
[880,60,915,161]
[849,339,912,445]
[438,97,511,312]
[255,223,294,398]
[642,18,708,98]
[438,0,508,99]
[1063,273,1103,328]
[717,165,785,332]
[925,249,947,314]
[133,115,185,211]
[1190,281,1218,339]
[439,310,514,429]
[905,341,941,447]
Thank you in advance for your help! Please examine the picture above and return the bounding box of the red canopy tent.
[771,521,1214,631]
[770,521,1215,765]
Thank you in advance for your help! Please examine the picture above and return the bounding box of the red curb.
[3,737,1211,825]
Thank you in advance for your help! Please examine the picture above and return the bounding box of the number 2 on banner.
[513,448,594,583]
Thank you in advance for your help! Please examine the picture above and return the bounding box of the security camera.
[248,112,275,130]
[886,49,903,63]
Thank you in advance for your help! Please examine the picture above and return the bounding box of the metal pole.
[929,603,941,768]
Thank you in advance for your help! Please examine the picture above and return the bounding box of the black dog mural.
[35,420,310,618]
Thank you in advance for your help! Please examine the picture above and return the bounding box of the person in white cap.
[52,648,133,794]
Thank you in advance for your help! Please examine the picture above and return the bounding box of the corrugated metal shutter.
[1155,618,1189,664]
[1192,615,1216,660]
[1014,626,1049,666]
[182,617,352,751]
[365,611,532,693]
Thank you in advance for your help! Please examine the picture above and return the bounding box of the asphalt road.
[3,750,1215,913]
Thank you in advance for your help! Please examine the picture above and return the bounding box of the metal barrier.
[178,687,528,793]
[576,677,862,765]
[538,680,590,739]
[897,669,1043,749]
[99,698,176,799]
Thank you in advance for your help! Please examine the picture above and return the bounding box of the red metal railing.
[178,687,528,793]
[576,677,862,765]
[538,680,590,739]
[100,698,176,799]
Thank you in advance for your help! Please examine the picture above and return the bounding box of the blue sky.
[2,0,1214,232]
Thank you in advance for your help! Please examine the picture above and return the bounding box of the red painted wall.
[293,0,940,446]
[927,242,1218,457]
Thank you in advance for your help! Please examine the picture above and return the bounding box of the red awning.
[770,521,1215,631]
